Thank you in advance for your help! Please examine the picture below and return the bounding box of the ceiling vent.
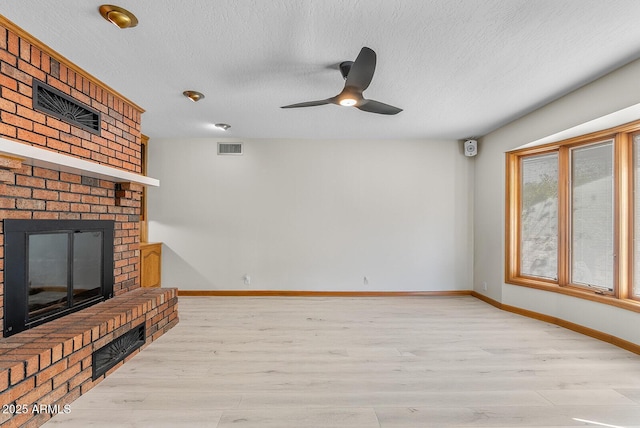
[218,142,243,155]
[33,80,101,135]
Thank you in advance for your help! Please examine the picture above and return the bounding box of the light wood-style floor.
[44,296,640,427]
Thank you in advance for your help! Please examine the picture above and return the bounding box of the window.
[634,133,640,298]
[506,120,640,310]
[570,141,614,291]
[520,153,558,280]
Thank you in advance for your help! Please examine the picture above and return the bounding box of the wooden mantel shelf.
[0,136,159,187]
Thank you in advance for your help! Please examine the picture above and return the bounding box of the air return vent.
[33,80,101,134]
[218,142,243,155]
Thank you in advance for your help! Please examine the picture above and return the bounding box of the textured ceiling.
[2,1,640,141]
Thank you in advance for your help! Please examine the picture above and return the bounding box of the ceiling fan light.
[337,89,360,107]
[339,98,357,107]
[99,5,138,29]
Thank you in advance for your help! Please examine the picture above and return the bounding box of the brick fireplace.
[0,17,178,427]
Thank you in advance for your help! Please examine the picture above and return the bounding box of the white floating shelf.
[0,137,159,187]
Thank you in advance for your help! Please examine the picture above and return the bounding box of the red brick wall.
[0,21,146,326]
[0,25,142,173]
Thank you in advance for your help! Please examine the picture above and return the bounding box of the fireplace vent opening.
[33,79,102,134]
[93,323,145,380]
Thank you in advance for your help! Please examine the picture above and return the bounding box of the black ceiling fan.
[281,47,402,115]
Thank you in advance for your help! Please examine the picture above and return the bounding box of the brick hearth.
[0,16,178,428]
[0,288,177,427]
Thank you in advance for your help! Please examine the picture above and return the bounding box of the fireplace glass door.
[4,219,114,337]
[71,231,103,305]
[28,232,69,319]
[27,231,103,320]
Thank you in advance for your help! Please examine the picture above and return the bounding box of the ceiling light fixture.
[183,90,205,102]
[337,88,360,107]
[99,5,138,29]
[339,97,358,107]
[214,123,231,131]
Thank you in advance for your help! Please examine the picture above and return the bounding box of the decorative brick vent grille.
[93,323,145,379]
[33,79,101,134]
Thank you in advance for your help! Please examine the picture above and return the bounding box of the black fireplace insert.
[4,219,114,337]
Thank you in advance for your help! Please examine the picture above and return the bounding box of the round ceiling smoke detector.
[99,5,138,29]
[183,90,205,102]
[214,123,231,131]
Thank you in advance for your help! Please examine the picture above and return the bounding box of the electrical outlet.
[364,276,369,285]
[482,281,487,291]
[243,275,251,285]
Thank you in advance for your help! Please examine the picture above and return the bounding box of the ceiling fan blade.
[281,99,333,109]
[345,47,376,91]
[356,99,403,115]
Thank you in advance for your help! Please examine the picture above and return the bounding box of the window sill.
[506,276,640,314]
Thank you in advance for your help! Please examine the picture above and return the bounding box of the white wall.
[147,138,473,291]
[474,57,640,345]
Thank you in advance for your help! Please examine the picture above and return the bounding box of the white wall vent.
[218,142,243,155]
